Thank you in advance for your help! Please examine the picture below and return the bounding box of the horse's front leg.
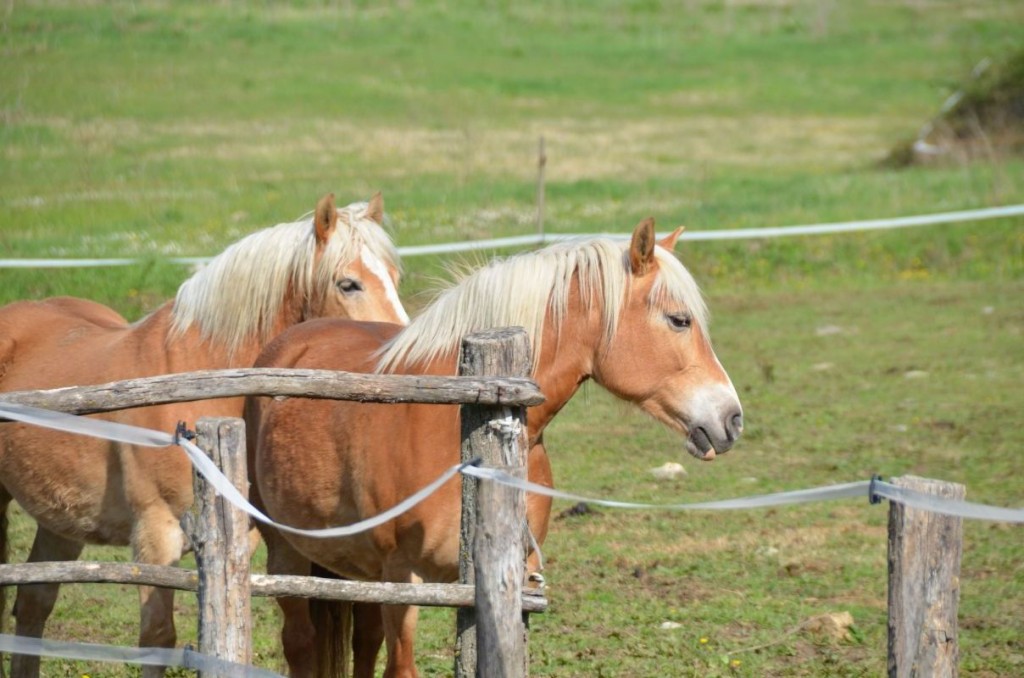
[352,602,385,678]
[381,600,421,678]
[10,526,84,678]
[526,439,553,586]
[133,506,186,678]
[261,525,316,678]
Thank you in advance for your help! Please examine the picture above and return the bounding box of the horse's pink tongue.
[700,448,716,461]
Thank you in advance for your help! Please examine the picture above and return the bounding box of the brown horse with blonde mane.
[0,193,407,678]
[247,217,743,677]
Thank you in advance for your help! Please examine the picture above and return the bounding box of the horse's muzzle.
[688,409,743,461]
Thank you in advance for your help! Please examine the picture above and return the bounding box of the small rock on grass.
[650,462,687,480]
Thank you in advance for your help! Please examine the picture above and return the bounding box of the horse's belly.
[285,528,462,586]
[0,428,131,546]
[283,532,385,581]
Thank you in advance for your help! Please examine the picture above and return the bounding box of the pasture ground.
[2,1,1023,676]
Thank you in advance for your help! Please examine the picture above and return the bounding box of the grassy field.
[2,1,1023,676]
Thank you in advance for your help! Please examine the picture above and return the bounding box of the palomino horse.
[247,217,743,677]
[0,192,408,678]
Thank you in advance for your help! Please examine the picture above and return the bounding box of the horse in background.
[0,192,408,678]
[247,217,743,677]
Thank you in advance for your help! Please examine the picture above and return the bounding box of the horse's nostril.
[727,412,743,441]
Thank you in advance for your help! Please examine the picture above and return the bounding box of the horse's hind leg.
[10,527,84,678]
[134,508,186,678]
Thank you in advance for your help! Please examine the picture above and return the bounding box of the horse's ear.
[365,191,384,224]
[658,225,685,252]
[314,193,338,244]
[629,217,657,276]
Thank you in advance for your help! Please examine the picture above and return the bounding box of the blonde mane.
[376,237,707,374]
[170,201,400,353]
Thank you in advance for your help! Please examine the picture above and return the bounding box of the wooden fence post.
[887,475,965,678]
[536,135,546,238]
[192,417,253,672]
[455,328,532,678]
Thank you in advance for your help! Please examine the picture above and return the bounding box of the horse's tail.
[310,563,352,678]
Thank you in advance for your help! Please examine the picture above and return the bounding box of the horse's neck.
[527,298,602,442]
[411,282,601,442]
[413,328,591,445]
[138,303,273,372]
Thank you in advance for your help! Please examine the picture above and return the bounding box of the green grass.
[1,0,1023,676]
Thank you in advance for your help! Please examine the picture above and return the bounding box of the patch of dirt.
[614,560,715,607]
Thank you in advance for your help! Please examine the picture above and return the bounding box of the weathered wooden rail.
[0,366,544,415]
[0,328,544,677]
[0,562,547,611]
[0,331,970,677]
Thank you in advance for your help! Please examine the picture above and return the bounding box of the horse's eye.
[666,312,691,331]
[337,278,363,294]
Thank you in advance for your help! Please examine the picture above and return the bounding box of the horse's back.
[0,297,133,391]
[0,296,127,332]
[39,296,128,328]
[255,318,403,372]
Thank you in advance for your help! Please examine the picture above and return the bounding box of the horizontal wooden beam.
[0,367,544,417]
[0,562,548,613]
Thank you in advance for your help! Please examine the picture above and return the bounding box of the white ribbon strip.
[1,402,1021,529]
[2,204,1021,267]
[0,633,283,677]
[0,402,464,539]
[871,481,1024,523]
[463,468,1024,522]
[463,466,871,510]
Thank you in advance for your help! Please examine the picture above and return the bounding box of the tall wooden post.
[536,136,546,239]
[192,417,253,673]
[887,475,965,678]
[455,328,532,678]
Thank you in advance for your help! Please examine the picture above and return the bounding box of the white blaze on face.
[361,249,410,324]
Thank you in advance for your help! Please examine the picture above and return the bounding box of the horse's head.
[306,192,409,325]
[593,218,743,461]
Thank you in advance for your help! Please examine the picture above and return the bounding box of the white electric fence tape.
[870,481,1024,523]
[0,634,284,677]
[1,204,1021,268]
[462,465,872,509]
[1,402,1021,529]
[0,402,463,539]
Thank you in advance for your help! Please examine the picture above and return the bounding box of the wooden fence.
[0,327,966,677]
[0,328,546,677]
